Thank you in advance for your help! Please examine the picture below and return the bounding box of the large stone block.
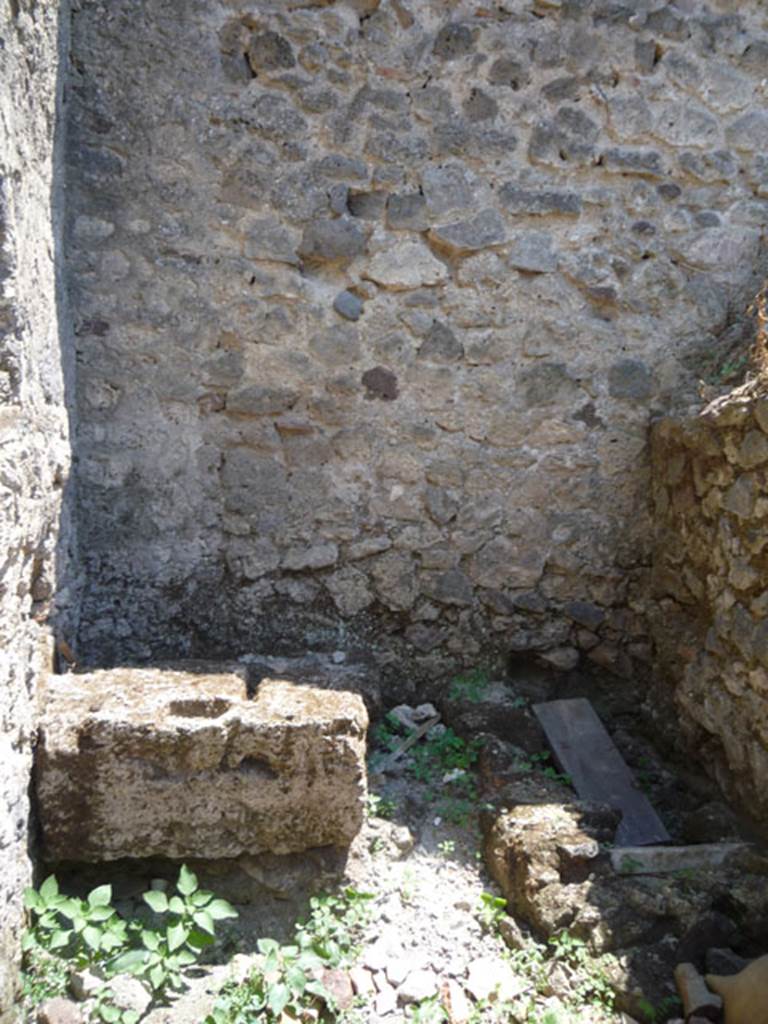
[36,668,368,862]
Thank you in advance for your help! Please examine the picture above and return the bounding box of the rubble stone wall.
[651,384,768,823]
[67,0,768,680]
[0,0,74,1014]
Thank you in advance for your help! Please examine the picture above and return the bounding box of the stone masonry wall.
[68,0,768,682]
[0,0,74,1015]
[651,382,768,824]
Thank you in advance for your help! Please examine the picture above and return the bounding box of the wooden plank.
[610,843,750,875]
[533,698,670,847]
[377,715,441,773]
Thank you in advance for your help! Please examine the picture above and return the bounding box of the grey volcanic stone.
[334,290,364,321]
[247,31,296,72]
[608,359,652,400]
[227,386,298,416]
[283,543,339,571]
[432,569,474,607]
[299,219,367,264]
[387,193,429,231]
[419,321,464,362]
[35,669,368,860]
[508,232,557,273]
[429,209,506,254]
[499,184,581,215]
[433,23,475,60]
[488,57,530,90]
[600,148,665,177]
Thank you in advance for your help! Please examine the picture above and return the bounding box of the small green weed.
[519,751,572,786]
[619,854,644,874]
[207,889,373,1024]
[448,668,491,703]
[437,839,456,858]
[20,947,69,1006]
[410,728,482,784]
[636,994,683,1022]
[407,995,447,1023]
[207,939,331,1024]
[22,867,238,1020]
[366,792,397,819]
[547,931,615,1012]
[476,892,507,933]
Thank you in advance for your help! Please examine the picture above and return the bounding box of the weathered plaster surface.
[0,0,74,1014]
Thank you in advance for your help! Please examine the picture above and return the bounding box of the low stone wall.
[651,382,768,823]
[0,0,74,1015]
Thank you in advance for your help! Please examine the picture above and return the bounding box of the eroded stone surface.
[36,668,368,861]
[0,1,76,1014]
[651,383,768,823]
[65,0,768,727]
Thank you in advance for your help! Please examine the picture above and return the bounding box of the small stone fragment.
[466,957,524,1003]
[37,999,83,1024]
[334,290,364,321]
[674,962,723,1021]
[283,543,339,571]
[106,975,152,1018]
[375,980,398,1016]
[441,979,472,1024]
[362,366,398,400]
[350,966,376,995]
[69,970,104,1001]
[398,968,439,1003]
[321,969,355,1010]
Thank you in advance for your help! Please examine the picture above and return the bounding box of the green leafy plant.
[547,931,615,1012]
[89,982,140,1024]
[23,876,129,968]
[476,892,507,933]
[449,668,491,703]
[295,889,374,968]
[619,854,644,874]
[20,946,69,1006]
[407,995,447,1023]
[636,994,683,1022]
[518,751,572,787]
[366,792,397,819]
[409,727,482,784]
[109,865,238,997]
[437,839,456,858]
[22,867,238,1019]
[207,938,330,1024]
[372,712,403,753]
[207,889,373,1024]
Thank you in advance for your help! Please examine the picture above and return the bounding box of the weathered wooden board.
[610,843,750,875]
[533,698,671,847]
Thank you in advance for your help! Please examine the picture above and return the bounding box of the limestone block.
[36,669,368,861]
[365,240,448,290]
